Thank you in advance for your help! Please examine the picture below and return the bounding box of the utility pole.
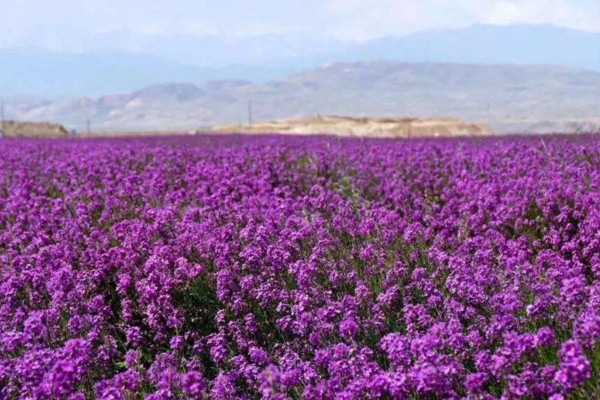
[248,100,253,127]
[1,97,5,132]
[487,101,491,128]
[86,118,91,135]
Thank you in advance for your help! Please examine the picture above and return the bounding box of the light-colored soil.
[212,116,492,138]
[0,116,492,139]
[0,121,68,138]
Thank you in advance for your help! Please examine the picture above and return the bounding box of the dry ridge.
[0,117,491,139]
[212,116,492,138]
[0,121,68,138]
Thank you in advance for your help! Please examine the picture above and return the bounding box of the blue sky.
[1,0,599,51]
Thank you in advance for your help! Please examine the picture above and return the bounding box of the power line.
[1,97,5,132]
[248,100,253,127]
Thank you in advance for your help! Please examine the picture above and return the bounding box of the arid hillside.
[0,121,68,138]
[4,62,600,134]
[213,116,491,138]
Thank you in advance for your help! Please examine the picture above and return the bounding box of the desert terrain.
[213,116,491,138]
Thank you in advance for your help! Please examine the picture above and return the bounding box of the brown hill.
[6,62,600,134]
[212,116,492,138]
[1,121,68,138]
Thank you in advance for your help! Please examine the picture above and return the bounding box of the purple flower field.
[1,135,600,399]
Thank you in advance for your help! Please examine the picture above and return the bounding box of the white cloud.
[484,1,521,24]
[322,0,600,40]
[0,0,598,50]
[478,0,600,31]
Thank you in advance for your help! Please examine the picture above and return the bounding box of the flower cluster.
[1,134,600,399]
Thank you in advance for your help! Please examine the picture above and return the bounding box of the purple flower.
[126,327,143,348]
[182,371,205,397]
[554,340,591,392]
[248,347,269,365]
[339,317,359,339]
[2,135,600,398]
[125,349,139,369]
[535,326,556,347]
[464,372,488,393]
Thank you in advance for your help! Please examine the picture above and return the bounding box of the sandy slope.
[0,121,68,138]
[212,116,492,138]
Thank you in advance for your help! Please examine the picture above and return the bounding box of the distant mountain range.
[5,61,600,134]
[1,24,599,96]
[0,49,300,96]
[1,24,599,134]
[341,24,600,71]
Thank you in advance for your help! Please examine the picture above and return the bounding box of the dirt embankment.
[212,116,492,138]
[1,121,69,138]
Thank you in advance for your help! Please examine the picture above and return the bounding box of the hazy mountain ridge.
[4,61,600,134]
[342,24,600,71]
[0,49,294,96]
[1,24,599,97]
